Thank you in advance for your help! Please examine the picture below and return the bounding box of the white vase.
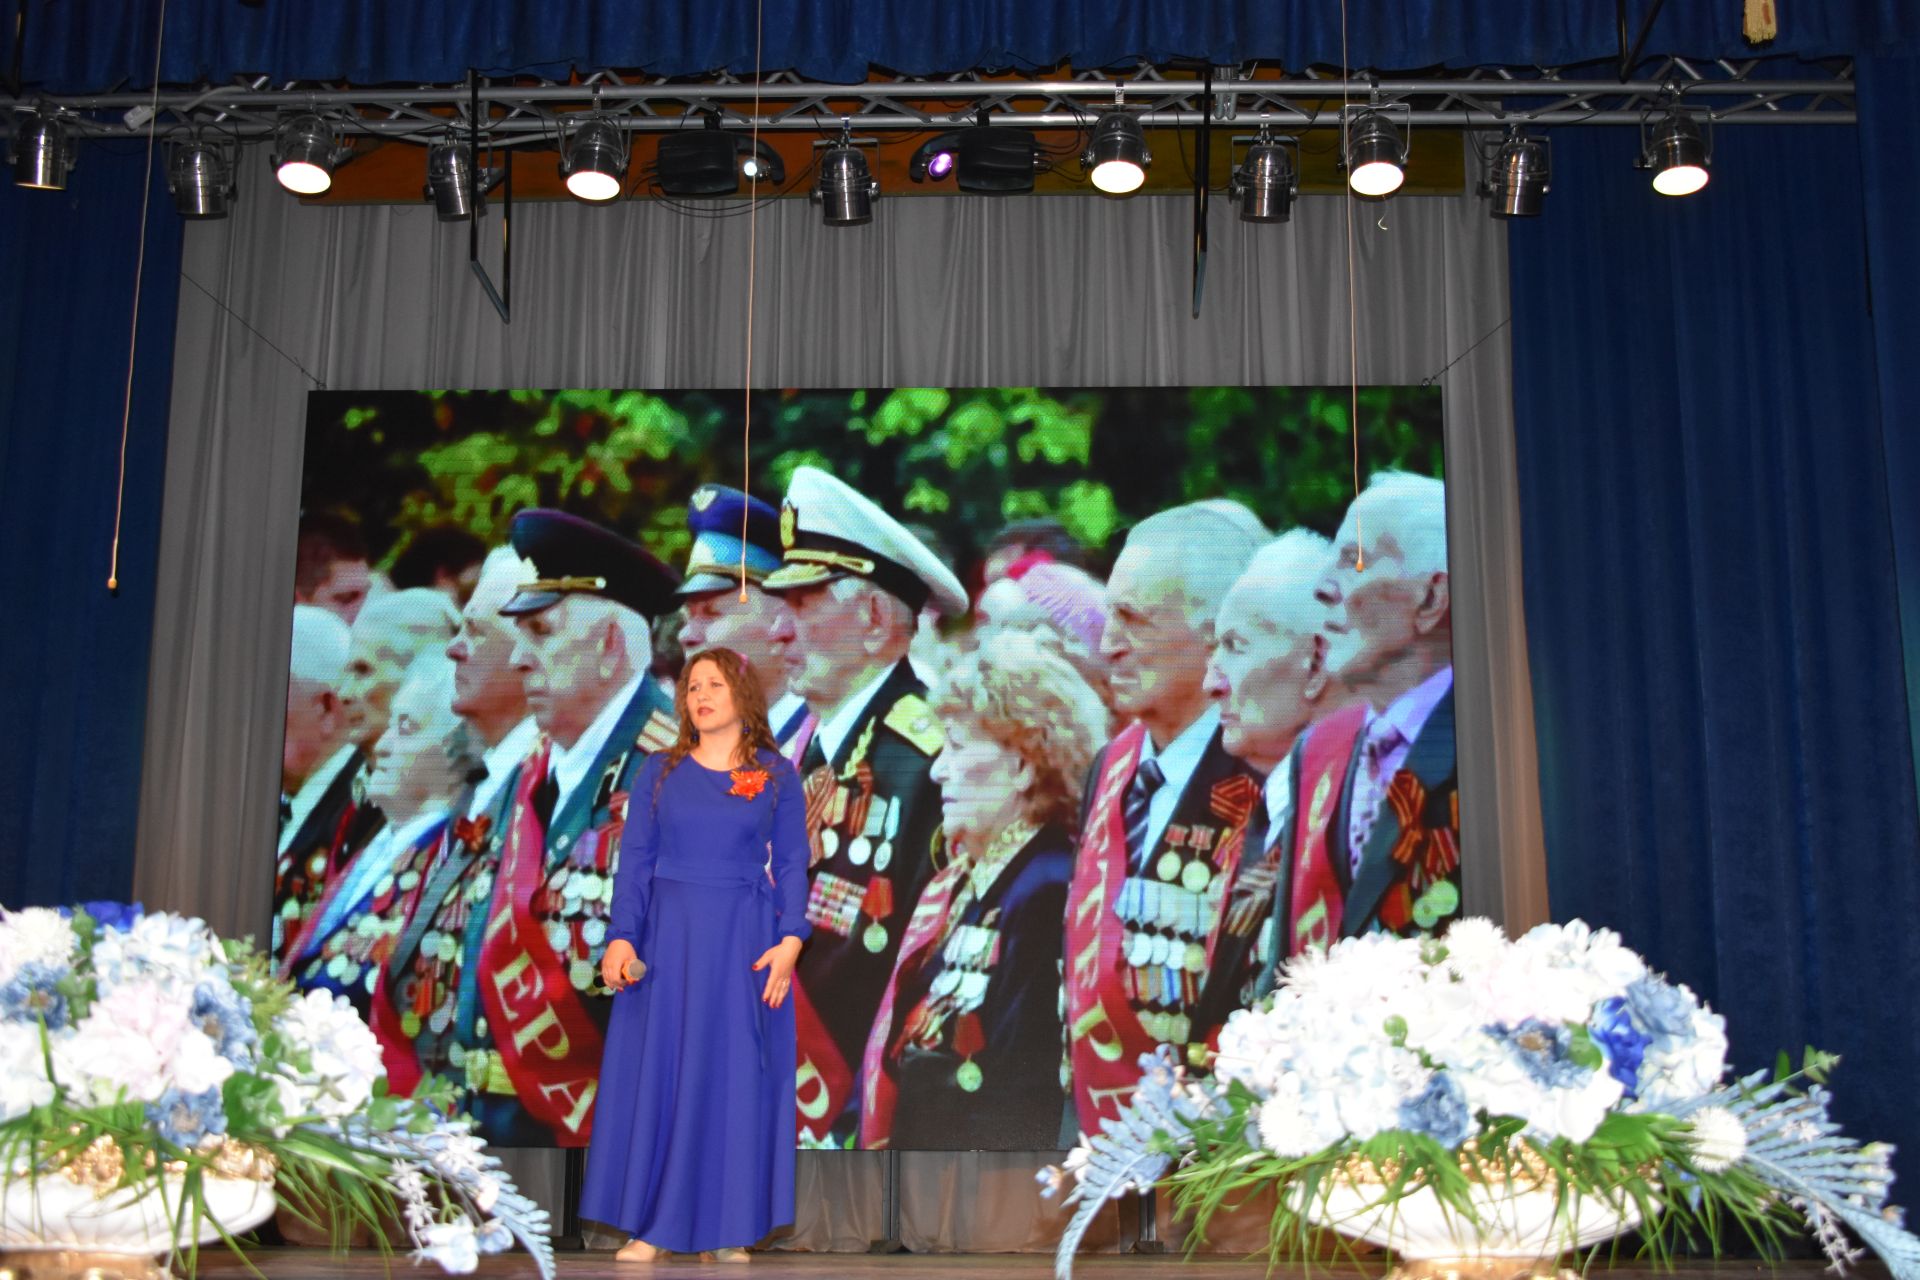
[0,1171,275,1280]
[1300,1177,1643,1280]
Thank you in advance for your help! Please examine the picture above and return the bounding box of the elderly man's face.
[509,598,618,747]
[447,595,525,730]
[1203,581,1323,771]
[282,676,343,787]
[1317,509,1429,691]
[338,629,416,750]
[769,582,867,706]
[680,585,790,694]
[1100,544,1210,723]
[367,675,464,818]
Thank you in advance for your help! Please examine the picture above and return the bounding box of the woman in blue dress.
[582,646,811,1263]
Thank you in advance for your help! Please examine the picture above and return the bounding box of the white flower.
[1687,1107,1747,1172]
[89,913,216,991]
[0,1027,56,1119]
[0,908,76,985]
[1438,918,1506,973]
[1257,1091,1333,1158]
[274,989,383,1120]
[416,1219,480,1274]
[170,1027,237,1095]
[1635,1001,1729,1113]
[55,978,192,1103]
[475,1218,513,1253]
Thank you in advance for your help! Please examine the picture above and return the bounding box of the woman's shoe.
[700,1247,751,1263]
[615,1238,665,1263]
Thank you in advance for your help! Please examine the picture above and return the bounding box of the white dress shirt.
[1136,704,1222,859]
[469,716,541,819]
[550,674,645,817]
[813,663,898,767]
[278,743,359,857]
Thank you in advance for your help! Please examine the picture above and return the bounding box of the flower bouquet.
[1042,920,1920,1280]
[0,903,554,1279]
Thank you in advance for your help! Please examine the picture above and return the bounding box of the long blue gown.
[580,747,811,1252]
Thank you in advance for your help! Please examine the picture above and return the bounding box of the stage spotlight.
[1483,129,1551,218]
[813,131,878,225]
[425,137,503,221]
[1083,111,1150,195]
[1231,130,1297,223]
[1344,109,1407,197]
[275,113,351,195]
[167,137,235,218]
[1643,108,1710,197]
[910,133,962,184]
[12,111,73,190]
[912,128,1039,194]
[655,129,784,196]
[561,118,629,202]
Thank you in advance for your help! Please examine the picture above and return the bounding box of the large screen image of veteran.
[275,386,1460,1150]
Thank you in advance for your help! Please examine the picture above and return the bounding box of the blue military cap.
[499,509,682,619]
[677,485,784,598]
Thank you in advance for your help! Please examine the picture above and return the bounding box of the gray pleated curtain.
[135,148,1545,1250]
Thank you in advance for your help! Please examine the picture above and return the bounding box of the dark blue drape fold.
[0,148,180,908]
[1510,121,1920,1187]
[4,0,1918,92]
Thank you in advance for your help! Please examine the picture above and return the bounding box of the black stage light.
[956,127,1038,194]
[655,130,785,196]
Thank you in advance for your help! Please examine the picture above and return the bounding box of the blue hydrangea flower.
[1398,1071,1474,1148]
[0,962,70,1030]
[191,980,258,1065]
[147,1087,228,1148]
[1490,1018,1591,1088]
[1625,976,1695,1042]
[1589,995,1651,1096]
[75,901,144,932]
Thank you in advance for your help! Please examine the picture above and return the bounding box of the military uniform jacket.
[272,748,371,970]
[1064,724,1262,1133]
[368,772,518,1096]
[791,658,946,1144]
[860,822,1073,1151]
[1340,687,1460,939]
[464,678,678,1146]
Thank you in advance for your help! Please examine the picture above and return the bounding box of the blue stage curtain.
[1509,122,1920,1187]
[0,147,181,908]
[3,0,1918,92]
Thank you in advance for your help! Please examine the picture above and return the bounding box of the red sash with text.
[1063,723,1155,1131]
[854,856,966,1148]
[792,981,856,1144]
[477,745,604,1146]
[1286,705,1369,955]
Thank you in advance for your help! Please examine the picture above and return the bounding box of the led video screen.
[276,385,1456,1149]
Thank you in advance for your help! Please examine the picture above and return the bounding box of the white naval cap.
[763,465,969,618]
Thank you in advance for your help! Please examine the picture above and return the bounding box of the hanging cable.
[109,0,170,592]
[1340,0,1365,571]
[739,0,764,601]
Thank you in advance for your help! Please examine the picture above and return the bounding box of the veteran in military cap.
[762,465,968,1145]
[675,485,814,750]
[459,509,683,1147]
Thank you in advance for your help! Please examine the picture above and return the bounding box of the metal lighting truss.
[0,56,1856,146]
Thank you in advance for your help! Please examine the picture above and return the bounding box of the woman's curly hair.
[928,628,1108,830]
[653,646,780,804]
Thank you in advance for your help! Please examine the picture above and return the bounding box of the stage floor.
[197,1253,1893,1280]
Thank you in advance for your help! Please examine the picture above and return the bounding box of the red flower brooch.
[728,768,769,800]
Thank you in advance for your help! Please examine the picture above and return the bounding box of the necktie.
[531,770,560,829]
[1122,757,1167,871]
[800,734,827,778]
[1348,723,1405,877]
